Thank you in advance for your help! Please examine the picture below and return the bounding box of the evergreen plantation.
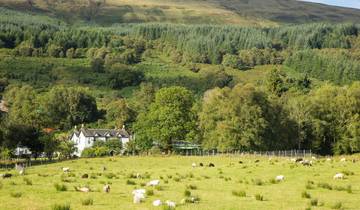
[0,7,359,157]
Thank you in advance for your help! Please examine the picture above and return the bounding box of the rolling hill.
[0,0,359,26]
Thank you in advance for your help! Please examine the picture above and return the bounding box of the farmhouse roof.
[73,127,130,138]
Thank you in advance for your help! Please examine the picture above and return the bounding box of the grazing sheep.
[311,156,317,160]
[275,175,285,182]
[147,180,160,186]
[103,184,110,193]
[132,189,146,195]
[132,189,146,204]
[192,163,197,168]
[62,167,70,172]
[301,160,312,166]
[81,174,89,179]
[165,200,176,208]
[133,193,145,204]
[333,173,345,180]
[340,158,346,162]
[199,163,204,167]
[75,187,90,192]
[152,199,162,206]
[0,173,12,179]
[19,168,25,176]
[208,163,215,167]
[326,158,332,162]
[295,158,303,163]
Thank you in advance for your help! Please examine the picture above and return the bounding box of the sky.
[300,0,360,9]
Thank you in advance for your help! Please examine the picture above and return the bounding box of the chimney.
[81,124,85,128]
[122,124,125,130]
[74,125,78,130]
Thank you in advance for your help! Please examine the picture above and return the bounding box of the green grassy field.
[0,155,359,210]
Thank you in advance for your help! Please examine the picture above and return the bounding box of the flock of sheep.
[0,156,355,209]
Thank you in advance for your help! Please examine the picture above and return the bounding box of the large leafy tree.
[41,86,98,129]
[133,86,197,152]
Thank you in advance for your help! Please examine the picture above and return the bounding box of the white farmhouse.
[70,125,130,156]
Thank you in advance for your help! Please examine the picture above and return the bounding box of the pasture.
[0,155,359,210]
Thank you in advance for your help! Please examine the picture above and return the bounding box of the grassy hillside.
[0,156,359,210]
[0,0,360,26]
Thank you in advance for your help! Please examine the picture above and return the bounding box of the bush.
[126,180,136,185]
[10,192,22,198]
[255,194,264,201]
[332,202,343,209]
[81,198,93,206]
[317,182,332,190]
[310,198,318,206]
[52,204,70,210]
[23,178,32,185]
[146,189,154,196]
[186,184,197,190]
[302,191,311,199]
[184,190,191,197]
[54,183,67,191]
[232,190,246,197]
[253,179,264,186]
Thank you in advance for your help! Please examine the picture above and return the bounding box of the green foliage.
[133,86,198,152]
[232,190,246,197]
[81,198,93,206]
[51,204,71,210]
[54,183,67,191]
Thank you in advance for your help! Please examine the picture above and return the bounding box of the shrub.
[184,190,191,197]
[54,183,67,191]
[51,204,70,210]
[155,185,163,191]
[341,170,354,176]
[317,182,332,190]
[232,190,246,197]
[186,184,197,190]
[253,179,264,186]
[81,198,93,206]
[10,192,22,198]
[310,198,318,206]
[23,178,32,185]
[146,189,154,196]
[255,194,264,201]
[105,173,117,179]
[301,191,311,199]
[126,180,136,185]
[332,202,343,209]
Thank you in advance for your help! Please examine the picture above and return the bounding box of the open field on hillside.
[0,156,359,210]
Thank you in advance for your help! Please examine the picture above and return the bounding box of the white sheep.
[75,187,90,192]
[275,175,285,182]
[103,184,110,193]
[165,200,176,208]
[19,169,25,176]
[133,193,145,204]
[152,199,162,206]
[147,180,160,186]
[62,167,70,172]
[340,158,346,162]
[326,158,332,162]
[312,156,317,160]
[333,173,345,180]
[192,163,197,168]
[132,189,146,195]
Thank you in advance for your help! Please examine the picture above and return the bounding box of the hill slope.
[0,0,360,26]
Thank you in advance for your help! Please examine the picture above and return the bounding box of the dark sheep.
[239,161,243,164]
[81,174,89,179]
[295,158,303,163]
[0,173,12,179]
[208,163,215,167]
[199,163,204,167]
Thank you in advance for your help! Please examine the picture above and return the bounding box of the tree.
[41,86,98,129]
[85,0,106,21]
[106,99,134,128]
[133,86,197,152]
[107,64,144,89]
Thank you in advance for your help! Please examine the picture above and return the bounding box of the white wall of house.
[71,131,130,156]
